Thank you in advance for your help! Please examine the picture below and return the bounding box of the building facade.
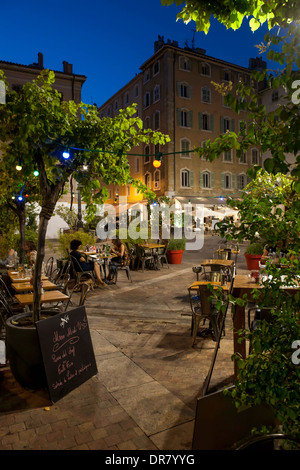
[0,53,87,237]
[98,37,262,209]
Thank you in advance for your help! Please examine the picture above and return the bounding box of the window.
[134,85,139,98]
[107,107,111,117]
[239,150,247,164]
[144,91,151,108]
[179,56,191,71]
[272,90,279,102]
[201,87,211,103]
[201,62,211,76]
[144,116,151,129]
[154,170,160,189]
[145,172,151,187]
[181,169,190,187]
[221,116,234,133]
[144,145,150,164]
[180,138,191,158]
[153,85,160,102]
[177,81,192,99]
[154,111,160,130]
[203,171,210,188]
[135,157,140,173]
[225,174,231,189]
[252,148,259,165]
[114,100,118,112]
[223,150,232,162]
[237,174,247,190]
[177,108,193,128]
[144,69,150,83]
[124,92,129,105]
[239,120,246,134]
[199,113,213,131]
[153,61,160,76]
[223,69,231,81]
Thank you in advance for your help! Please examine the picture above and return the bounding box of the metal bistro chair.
[135,245,155,272]
[44,256,54,277]
[64,282,90,312]
[155,244,169,269]
[69,255,96,285]
[190,285,223,346]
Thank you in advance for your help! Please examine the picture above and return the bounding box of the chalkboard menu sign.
[36,306,98,403]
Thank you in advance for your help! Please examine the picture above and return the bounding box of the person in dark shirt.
[70,239,106,287]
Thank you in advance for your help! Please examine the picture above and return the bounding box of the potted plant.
[1,70,169,389]
[244,242,264,270]
[166,237,186,264]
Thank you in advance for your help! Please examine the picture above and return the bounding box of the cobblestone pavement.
[0,235,249,450]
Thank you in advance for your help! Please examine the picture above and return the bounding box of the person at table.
[261,241,289,262]
[0,248,16,267]
[106,237,129,283]
[25,240,37,266]
[70,239,107,287]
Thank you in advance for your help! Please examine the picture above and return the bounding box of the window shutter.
[199,112,203,129]
[210,114,214,131]
[231,119,235,131]
[199,171,203,188]
[177,109,181,126]
[211,172,215,188]
[220,173,225,189]
[220,116,224,133]
[176,82,181,96]
[231,174,235,189]
[188,111,193,128]
[190,170,194,187]
[237,174,241,189]
[189,85,193,98]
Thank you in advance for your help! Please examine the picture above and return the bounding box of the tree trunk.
[17,203,26,264]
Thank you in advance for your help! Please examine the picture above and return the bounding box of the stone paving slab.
[0,235,248,450]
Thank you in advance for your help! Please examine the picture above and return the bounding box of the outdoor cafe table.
[188,280,231,293]
[8,270,48,283]
[232,274,299,378]
[11,280,57,293]
[14,290,69,307]
[201,259,235,278]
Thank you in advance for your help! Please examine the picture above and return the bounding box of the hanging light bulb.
[16,159,22,171]
[153,152,162,168]
[62,149,70,159]
[17,195,23,201]
[33,168,39,176]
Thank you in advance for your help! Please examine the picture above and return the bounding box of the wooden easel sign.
[36,306,98,403]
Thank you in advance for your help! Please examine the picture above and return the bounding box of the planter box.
[167,250,184,264]
[244,253,262,270]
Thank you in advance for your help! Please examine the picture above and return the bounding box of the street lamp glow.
[62,150,70,159]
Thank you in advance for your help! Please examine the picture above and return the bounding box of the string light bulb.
[62,149,70,159]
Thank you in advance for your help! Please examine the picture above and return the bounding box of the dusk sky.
[1,0,272,107]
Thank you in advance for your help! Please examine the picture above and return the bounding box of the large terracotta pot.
[5,312,52,389]
[244,253,262,270]
[167,250,184,264]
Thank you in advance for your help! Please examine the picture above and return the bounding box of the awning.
[174,196,230,207]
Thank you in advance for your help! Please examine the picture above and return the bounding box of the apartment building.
[0,52,86,103]
[0,53,87,237]
[98,36,262,210]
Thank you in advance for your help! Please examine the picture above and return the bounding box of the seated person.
[0,248,15,266]
[25,241,37,266]
[70,239,106,287]
[107,237,129,283]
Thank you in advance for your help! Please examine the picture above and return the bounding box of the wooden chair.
[191,285,223,346]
